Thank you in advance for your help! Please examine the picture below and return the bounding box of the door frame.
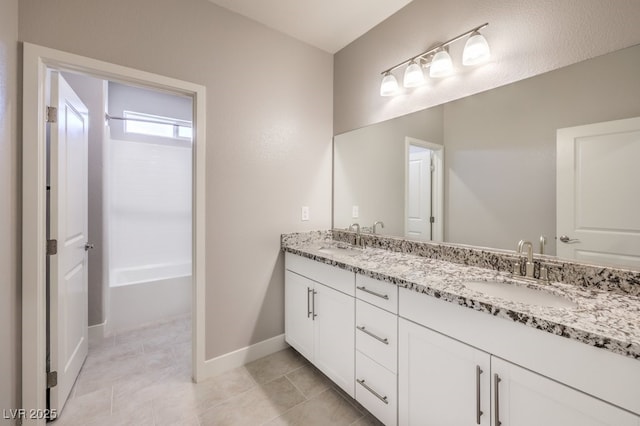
[404,137,444,242]
[22,42,207,425]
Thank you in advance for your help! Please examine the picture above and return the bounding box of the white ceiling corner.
[207,0,415,53]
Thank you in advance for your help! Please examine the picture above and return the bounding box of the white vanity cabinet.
[284,253,355,397]
[491,357,640,426]
[354,274,399,426]
[398,318,491,425]
[399,287,640,426]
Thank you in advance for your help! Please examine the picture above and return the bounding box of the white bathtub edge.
[200,334,288,379]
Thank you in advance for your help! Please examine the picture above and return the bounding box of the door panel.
[492,357,639,426]
[399,318,491,425]
[284,271,314,361]
[49,72,89,413]
[313,283,355,397]
[406,147,432,240]
[557,117,640,269]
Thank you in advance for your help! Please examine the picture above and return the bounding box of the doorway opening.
[23,43,207,425]
[404,137,444,242]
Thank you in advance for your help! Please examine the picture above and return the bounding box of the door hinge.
[46,106,58,123]
[47,371,58,388]
[430,216,435,223]
[46,239,58,255]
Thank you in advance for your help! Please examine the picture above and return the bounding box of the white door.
[284,271,314,361]
[405,145,432,241]
[313,283,355,398]
[398,318,491,425]
[491,357,639,426]
[49,72,89,413]
[557,117,640,269]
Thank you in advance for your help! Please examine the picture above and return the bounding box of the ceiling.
[207,0,414,53]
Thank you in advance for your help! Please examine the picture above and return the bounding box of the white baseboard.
[200,334,288,379]
[88,320,108,341]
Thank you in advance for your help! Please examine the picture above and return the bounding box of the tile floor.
[52,316,382,425]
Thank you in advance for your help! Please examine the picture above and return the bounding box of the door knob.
[558,235,579,244]
[84,243,95,251]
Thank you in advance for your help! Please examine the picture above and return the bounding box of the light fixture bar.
[381,22,489,75]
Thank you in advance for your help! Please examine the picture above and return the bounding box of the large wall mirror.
[333,43,640,269]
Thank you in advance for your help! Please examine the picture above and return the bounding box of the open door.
[48,71,90,413]
[557,117,640,269]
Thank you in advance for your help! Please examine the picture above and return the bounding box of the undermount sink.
[462,280,578,309]
[317,245,362,257]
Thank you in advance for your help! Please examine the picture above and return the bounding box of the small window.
[124,111,192,140]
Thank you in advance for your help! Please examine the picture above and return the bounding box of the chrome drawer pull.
[356,325,389,345]
[356,286,389,300]
[476,365,483,424]
[357,379,389,405]
[494,373,501,426]
[307,287,312,318]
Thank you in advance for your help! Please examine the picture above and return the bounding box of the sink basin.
[462,280,577,309]
[317,245,362,257]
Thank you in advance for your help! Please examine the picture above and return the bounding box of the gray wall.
[19,0,333,360]
[334,0,640,134]
[0,0,20,421]
[334,106,443,235]
[62,72,106,327]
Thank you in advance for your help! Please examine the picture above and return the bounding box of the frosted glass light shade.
[380,72,399,96]
[463,31,491,66]
[429,50,453,78]
[403,60,425,88]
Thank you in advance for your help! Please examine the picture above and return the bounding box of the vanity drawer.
[356,299,397,373]
[285,252,355,296]
[355,274,398,313]
[356,351,397,426]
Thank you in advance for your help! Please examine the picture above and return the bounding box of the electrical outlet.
[352,205,359,218]
[301,206,310,221]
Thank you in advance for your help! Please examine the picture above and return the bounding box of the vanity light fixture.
[380,23,490,96]
[380,71,400,96]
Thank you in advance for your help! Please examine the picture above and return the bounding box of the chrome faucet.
[517,240,535,278]
[373,221,385,234]
[349,223,362,247]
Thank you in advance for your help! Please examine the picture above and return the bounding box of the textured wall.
[0,0,20,421]
[19,0,333,359]
[334,0,640,134]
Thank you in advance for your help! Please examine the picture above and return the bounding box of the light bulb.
[380,72,399,96]
[429,50,453,78]
[403,60,425,88]
[463,31,490,66]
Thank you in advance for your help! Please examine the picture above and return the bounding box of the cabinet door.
[399,318,491,426]
[314,282,355,397]
[492,357,640,426]
[284,271,314,361]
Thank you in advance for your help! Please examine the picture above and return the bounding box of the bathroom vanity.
[282,232,640,426]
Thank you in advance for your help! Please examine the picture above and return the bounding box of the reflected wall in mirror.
[333,43,640,268]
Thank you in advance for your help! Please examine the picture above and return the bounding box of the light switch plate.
[301,206,310,221]
[352,205,359,218]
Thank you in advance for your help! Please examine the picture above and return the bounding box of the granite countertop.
[282,235,640,361]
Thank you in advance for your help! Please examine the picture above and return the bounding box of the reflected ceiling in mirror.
[333,44,640,269]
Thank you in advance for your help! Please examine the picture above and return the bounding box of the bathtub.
[109,262,192,332]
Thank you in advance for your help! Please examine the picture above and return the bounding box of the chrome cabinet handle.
[476,365,483,424]
[356,286,389,300]
[559,235,579,244]
[356,379,389,405]
[307,287,312,318]
[356,325,389,345]
[494,373,501,426]
[312,289,317,319]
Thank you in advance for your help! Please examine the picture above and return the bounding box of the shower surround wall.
[107,82,193,332]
